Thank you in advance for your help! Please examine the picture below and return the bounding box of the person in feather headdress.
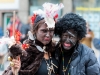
[2,2,64,75]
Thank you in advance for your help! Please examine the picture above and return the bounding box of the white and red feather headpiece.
[31,2,64,28]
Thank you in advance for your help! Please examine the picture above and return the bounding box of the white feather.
[36,45,44,52]
[32,2,64,28]
[45,17,55,28]
[28,31,34,40]
[0,36,15,48]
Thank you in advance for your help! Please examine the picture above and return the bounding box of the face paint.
[36,22,54,45]
[67,30,76,46]
[67,30,76,38]
[69,39,75,46]
[61,29,78,50]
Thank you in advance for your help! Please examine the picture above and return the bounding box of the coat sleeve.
[2,66,13,75]
[86,50,100,75]
[18,54,42,75]
[19,69,35,75]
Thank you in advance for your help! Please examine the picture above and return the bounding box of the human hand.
[11,56,21,75]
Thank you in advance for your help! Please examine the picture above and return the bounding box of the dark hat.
[34,15,44,23]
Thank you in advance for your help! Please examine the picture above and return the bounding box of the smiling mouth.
[64,43,71,47]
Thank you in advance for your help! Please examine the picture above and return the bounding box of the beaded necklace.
[61,48,72,75]
[45,56,54,75]
[44,54,58,75]
[43,46,58,75]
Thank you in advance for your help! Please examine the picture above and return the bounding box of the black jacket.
[55,43,100,75]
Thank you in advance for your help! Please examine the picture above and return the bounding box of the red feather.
[31,14,37,24]
[54,14,58,19]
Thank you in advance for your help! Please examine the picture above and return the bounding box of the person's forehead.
[39,22,47,27]
[63,29,75,33]
[62,29,77,36]
[38,23,54,30]
[39,24,54,30]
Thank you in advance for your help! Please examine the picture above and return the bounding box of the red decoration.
[14,30,21,43]
[54,14,58,22]
[54,14,58,19]
[22,44,29,50]
[14,30,29,50]
[31,14,37,24]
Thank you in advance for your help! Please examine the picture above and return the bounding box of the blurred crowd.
[7,16,32,43]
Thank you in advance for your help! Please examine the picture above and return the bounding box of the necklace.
[44,55,58,75]
[61,48,72,75]
[45,57,54,75]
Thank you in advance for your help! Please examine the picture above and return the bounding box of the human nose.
[66,36,70,42]
[45,32,50,37]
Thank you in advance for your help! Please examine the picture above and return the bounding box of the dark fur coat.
[2,39,55,75]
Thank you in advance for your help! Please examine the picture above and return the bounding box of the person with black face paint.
[55,13,100,75]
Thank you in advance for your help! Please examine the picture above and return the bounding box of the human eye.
[63,34,68,38]
[70,36,74,39]
[42,30,47,33]
[49,30,54,33]
[70,35,76,39]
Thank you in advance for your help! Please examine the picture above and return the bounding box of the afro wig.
[55,13,86,40]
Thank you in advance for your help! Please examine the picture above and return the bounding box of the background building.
[73,0,100,39]
[0,0,100,39]
[0,0,72,36]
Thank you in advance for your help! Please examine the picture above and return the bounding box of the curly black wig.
[55,13,86,40]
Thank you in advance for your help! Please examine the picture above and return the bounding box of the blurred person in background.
[55,13,100,75]
[20,16,31,43]
[80,23,94,48]
[91,38,100,65]
[7,16,23,37]
[0,25,7,71]
[0,41,8,71]
[0,25,3,38]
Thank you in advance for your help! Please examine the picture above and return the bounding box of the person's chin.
[63,45,71,51]
[43,41,50,45]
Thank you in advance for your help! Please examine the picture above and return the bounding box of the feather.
[36,45,44,52]
[32,2,64,28]
[45,16,55,28]
[28,31,34,40]
[43,2,64,28]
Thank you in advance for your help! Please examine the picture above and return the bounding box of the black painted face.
[61,29,78,51]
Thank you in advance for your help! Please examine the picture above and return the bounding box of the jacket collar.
[71,43,81,61]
